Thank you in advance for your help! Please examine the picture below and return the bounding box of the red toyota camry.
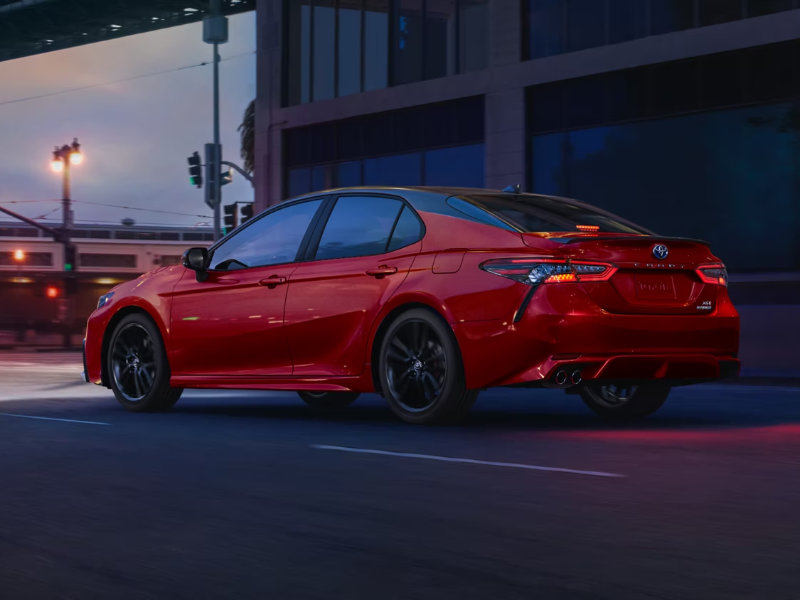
[83,187,739,424]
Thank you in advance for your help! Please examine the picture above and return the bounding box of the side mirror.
[182,247,210,282]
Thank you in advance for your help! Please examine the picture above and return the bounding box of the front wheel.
[107,313,182,412]
[579,382,670,420]
[378,309,477,424]
[298,391,360,410]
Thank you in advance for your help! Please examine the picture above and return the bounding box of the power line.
[0,200,212,220]
[0,51,254,108]
[74,200,212,219]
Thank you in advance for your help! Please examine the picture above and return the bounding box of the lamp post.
[50,138,82,347]
[51,138,82,235]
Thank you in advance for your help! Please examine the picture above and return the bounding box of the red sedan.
[83,187,739,424]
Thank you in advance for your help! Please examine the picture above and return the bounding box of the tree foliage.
[238,99,255,175]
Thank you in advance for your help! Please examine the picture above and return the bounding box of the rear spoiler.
[548,235,711,246]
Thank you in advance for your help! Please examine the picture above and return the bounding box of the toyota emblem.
[652,244,669,260]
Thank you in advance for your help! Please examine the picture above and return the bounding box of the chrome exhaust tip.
[554,370,568,386]
[570,370,582,385]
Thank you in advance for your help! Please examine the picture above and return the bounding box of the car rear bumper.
[452,286,740,389]
[508,353,740,388]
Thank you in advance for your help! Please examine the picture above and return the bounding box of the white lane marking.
[311,444,624,478]
[0,413,110,426]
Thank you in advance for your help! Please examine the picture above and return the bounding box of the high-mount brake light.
[480,259,616,285]
[575,224,600,232]
[696,264,728,286]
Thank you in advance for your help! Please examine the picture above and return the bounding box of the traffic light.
[64,244,77,272]
[223,203,238,232]
[240,203,254,224]
[187,151,203,188]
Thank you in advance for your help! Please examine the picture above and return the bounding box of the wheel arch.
[369,300,462,396]
[100,305,166,387]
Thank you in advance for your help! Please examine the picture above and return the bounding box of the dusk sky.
[0,11,256,229]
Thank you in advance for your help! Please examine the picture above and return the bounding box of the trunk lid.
[523,234,722,315]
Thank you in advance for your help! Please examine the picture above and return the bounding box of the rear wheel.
[297,391,359,410]
[580,382,669,420]
[107,313,182,412]
[378,308,477,424]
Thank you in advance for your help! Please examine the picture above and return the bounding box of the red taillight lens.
[696,264,728,286]
[480,259,616,285]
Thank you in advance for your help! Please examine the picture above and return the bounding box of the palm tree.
[238,99,255,175]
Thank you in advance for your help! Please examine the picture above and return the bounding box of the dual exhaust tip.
[553,369,582,387]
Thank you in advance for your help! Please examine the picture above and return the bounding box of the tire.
[378,308,478,424]
[580,382,670,420]
[107,313,182,412]
[298,391,360,410]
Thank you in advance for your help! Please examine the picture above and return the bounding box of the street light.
[50,137,82,347]
[51,138,81,172]
[50,138,81,254]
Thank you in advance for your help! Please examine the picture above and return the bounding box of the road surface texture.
[1,352,798,599]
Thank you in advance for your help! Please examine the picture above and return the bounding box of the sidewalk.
[0,331,82,352]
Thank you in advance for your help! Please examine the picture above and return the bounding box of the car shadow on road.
[164,391,800,433]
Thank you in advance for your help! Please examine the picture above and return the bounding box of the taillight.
[696,263,728,286]
[480,259,617,285]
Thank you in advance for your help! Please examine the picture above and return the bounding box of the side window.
[210,198,323,270]
[387,206,423,252]
[315,195,403,260]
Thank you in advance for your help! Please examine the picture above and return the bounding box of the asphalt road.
[1,352,799,600]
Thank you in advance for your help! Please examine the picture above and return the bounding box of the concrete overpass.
[0,0,254,62]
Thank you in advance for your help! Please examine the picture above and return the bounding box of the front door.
[169,197,325,378]
[170,265,295,377]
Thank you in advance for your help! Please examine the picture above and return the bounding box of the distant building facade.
[254,0,800,282]
[0,222,213,335]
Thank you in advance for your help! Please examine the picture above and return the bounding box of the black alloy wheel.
[297,390,360,410]
[579,382,670,420]
[108,313,182,412]
[379,308,477,424]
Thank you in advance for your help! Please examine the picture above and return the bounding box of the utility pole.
[51,139,82,347]
[204,0,228,240]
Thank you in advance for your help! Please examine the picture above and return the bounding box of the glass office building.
[255,0,800,276]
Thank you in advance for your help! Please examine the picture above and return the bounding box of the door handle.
[366,265,398,278]
[259,275,287,289]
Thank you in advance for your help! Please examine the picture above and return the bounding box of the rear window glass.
[457,194,650,234]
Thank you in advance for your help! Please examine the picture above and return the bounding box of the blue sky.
[0,11,256,229]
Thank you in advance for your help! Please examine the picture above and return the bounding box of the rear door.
[284,194,423,376]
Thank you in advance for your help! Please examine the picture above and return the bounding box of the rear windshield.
[453,194,651,235]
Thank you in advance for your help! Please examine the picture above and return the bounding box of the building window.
[284,97,484,196]
[0,227,39,238]
[284,0,488,106]
[79,253,137,268]
[523,0,799,60]
[159,255,183,266]
[527,41,800,272]
[0,251,52,266]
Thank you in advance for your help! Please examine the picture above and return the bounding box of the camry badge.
[652,244,669,260]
